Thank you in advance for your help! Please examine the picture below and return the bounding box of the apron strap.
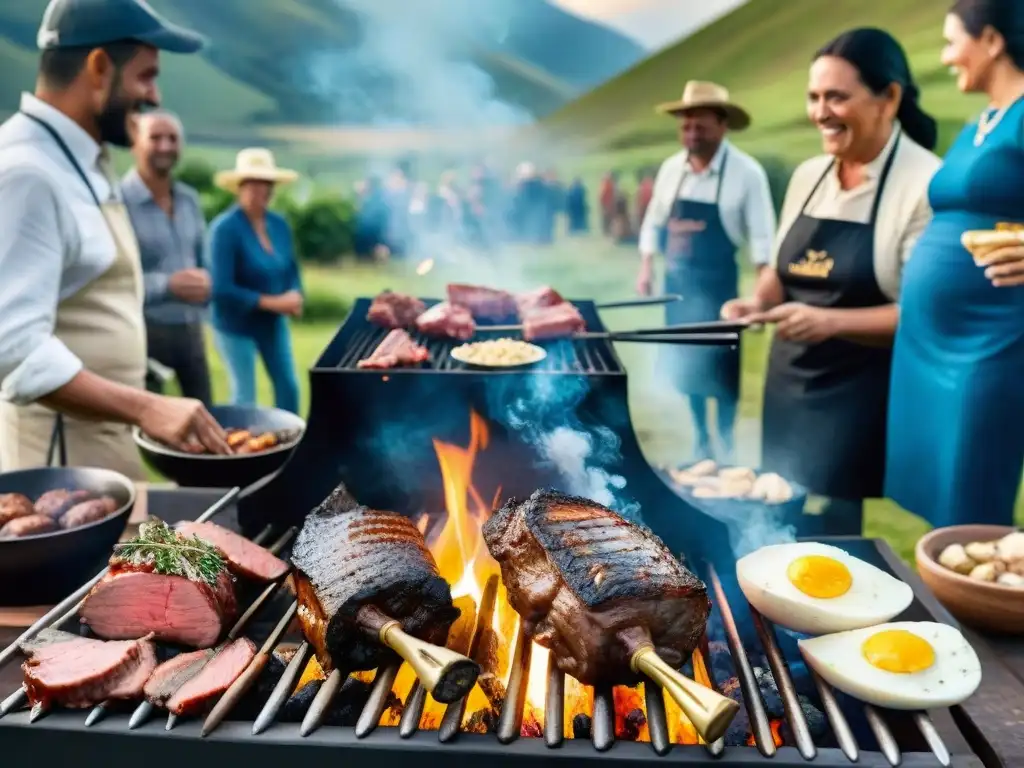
[798,128,903,218]
[19,111,109,466]
[664,145,730,223]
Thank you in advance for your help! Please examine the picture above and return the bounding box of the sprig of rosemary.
[113,519,226,585]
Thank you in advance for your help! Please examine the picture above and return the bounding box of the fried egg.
[799,622,982,709]
[736,542,914,634]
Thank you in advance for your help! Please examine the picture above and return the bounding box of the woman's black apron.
[657,150,741,400]
[761,133,900,506]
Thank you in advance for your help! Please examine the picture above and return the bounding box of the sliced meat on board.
[177,521,289,582]
[367,291,426,329]
[356,329,430,370]
[291,484,460,671]
[22,634,157,709]
[80,565,237,649]
[415,302,475,340]
[482,489,710,686]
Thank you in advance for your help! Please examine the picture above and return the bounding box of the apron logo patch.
[668,218,707,234]
[788,248,834,279]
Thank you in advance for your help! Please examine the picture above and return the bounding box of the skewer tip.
[28,702,48,723]
[165,713,178,731]
[128,702,153,730]
[84,704,107,727]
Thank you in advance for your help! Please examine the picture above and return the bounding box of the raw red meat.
[447,283,518,320]
[415,302,476,340]
[515,286,564,316]
[357,329,430,370]
[367,291,426,329]
[522,302,586,341]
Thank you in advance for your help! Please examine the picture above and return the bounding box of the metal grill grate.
[0,503,958,765]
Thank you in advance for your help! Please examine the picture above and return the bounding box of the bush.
[755,155,796,216]
[297,280,352,325]
[290,194,357,264]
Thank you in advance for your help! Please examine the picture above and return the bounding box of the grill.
[331,298,623,374]
[0,492,992,767]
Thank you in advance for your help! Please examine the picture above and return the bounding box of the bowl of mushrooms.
[916,525,1024,634]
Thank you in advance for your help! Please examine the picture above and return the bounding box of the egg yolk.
[786,555,852,598]
[861,630,936,674]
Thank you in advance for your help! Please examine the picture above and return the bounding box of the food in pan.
[936,530,1024,586]
[80,520,238,648]
[291,484,478,703]
[177,521,289,582]
[366,290,426,329]
[414,301,476,340]
[0,488,121,538]
[522,301,586,341]
[483,490,710,683]
[451,338,545,367]
[144,637,257,715]
[165,427,302,456]
[357,328,431,369]
[19,628,157,709]
[0,492,35,526]
[668,461,795,504]
[798,621,982,709]
[446,283,519,320]
[736,542,914,635]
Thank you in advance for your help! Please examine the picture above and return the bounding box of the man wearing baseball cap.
[0,0,230,477]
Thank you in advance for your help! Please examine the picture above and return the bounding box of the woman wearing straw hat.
[208,148,303,414]
[637,80,777,463]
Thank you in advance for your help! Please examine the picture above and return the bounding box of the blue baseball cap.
[37,0,206,54]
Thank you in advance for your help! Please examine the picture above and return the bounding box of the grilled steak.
[482,490,710,685]
[80,564,237,648]
[522,302,586,341]
[158,638,257,715]
[177,521,288,582]
[22,634,157,709]
[357,329,430,369]
[515,286,564,316]
[367,291,426,329]
[61,496,118,529]
[0,493,34,527]
[35,489,94,520]
[447,283,518,321]
[291,484,460,671]
[144,648,215,706]
[415,302,475,340]
[1,514,57,538]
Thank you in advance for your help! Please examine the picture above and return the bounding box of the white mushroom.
[964,540,999,564]
[750,473,794,504]
[718,466,757,484]
[996,531,1024,561]
[668,469,700,486]
[997,572,1024,587]
[969,561,1006,582]
[937,543,976,575]
[689,459,718,477]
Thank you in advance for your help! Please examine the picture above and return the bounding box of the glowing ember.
[416,258,435,276]
[748,719,785,748]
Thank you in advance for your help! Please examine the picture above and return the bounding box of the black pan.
[0,467,135,606]
[133,404,306,489]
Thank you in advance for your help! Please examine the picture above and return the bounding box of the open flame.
[748,720,785,748]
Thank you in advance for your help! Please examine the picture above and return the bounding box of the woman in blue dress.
[886,0,1024,528]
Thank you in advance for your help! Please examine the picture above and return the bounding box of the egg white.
[798,622,982,709]
[736,542,914,634]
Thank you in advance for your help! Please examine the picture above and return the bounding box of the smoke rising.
[487,367,640,520]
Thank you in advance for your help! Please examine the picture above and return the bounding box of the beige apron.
[0,149,147,479]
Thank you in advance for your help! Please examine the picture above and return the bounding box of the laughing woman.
[721,29,941,535]
[887,0,1024,529]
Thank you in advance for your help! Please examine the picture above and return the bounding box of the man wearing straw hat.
[636,81,776,463]
[0,0,230,476]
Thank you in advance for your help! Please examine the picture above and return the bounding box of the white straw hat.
[214,148,299,192]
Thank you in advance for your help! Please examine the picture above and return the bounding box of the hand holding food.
[138,396,231,455]
[961,229,1024,287]
[936,530,1024,586]
[736,542,914,634]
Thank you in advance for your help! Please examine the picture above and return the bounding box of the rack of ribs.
[290,484,479,703]
[482,489,740,743]
[357,329,430,369]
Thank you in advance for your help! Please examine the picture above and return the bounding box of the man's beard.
[96,89,140,148]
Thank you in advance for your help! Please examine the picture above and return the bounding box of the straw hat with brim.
[214,148,299,193]
[655,81,751,131]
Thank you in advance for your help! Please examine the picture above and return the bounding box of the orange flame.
[747,719,785,748]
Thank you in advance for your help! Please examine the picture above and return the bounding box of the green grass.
[542,0,987,169]
[179,237,1023,564]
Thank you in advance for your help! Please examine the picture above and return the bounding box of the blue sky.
[552,0,748,49]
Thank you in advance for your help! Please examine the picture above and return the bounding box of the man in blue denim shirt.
[122,111,212,404]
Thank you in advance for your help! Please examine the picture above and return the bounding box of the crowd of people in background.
[351,161,659,259]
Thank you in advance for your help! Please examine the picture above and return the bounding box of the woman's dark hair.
[815,27,938,150]
[951,0,1024,70]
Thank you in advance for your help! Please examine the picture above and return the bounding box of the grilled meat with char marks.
[291,484,460,672]
[482,489,710,685]
[357,329,430,369]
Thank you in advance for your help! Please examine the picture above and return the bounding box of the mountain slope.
[543,0,984,163]
[0,0,644,131]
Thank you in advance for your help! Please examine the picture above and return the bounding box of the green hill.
[543,0,988,169]
[0,0,643,135]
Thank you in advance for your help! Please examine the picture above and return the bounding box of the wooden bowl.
[916,524,1024,635]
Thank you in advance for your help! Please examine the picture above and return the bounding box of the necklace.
[975,104,1011,146]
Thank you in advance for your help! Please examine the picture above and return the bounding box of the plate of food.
[450,337,547,368]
